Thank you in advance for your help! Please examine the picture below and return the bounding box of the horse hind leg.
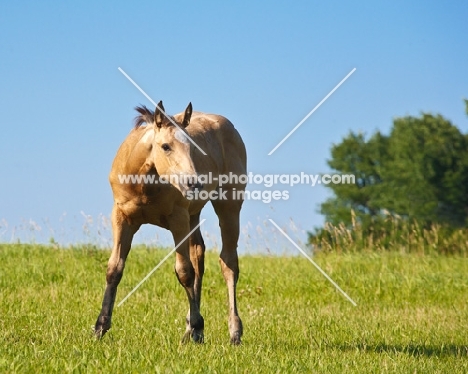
[94,206,139,338]
[212,198,243,345]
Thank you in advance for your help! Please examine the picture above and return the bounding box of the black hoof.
[192,330,204,344]
[94,316,111,339]
[180,329,204,344]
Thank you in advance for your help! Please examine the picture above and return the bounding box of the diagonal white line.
[118,67,159,108]
[118,67,207,156]
[268,68,356,156]
[118,219,206,307]
[268,219,357,306]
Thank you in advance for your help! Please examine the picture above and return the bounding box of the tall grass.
[309,212,468,256]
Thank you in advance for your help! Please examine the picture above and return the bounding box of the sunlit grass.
[0,244,467,373]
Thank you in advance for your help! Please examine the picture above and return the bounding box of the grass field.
[0,244,467,373]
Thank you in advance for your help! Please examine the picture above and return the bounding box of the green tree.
[320,131,388,229]
[317,107,468,232]
[377,114,468,226]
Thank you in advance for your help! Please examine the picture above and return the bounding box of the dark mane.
[134,105,155,128]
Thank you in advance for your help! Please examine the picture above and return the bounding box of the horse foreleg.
[183,213,206,342]
[95,206,138,338]
[169,208,204,343]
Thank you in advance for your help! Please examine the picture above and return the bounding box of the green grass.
[0,244,467,373]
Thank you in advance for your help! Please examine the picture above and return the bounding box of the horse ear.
[182,102,192,128]
[154,101,165,128]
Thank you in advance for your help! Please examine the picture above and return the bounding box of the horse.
[94,101,247,345]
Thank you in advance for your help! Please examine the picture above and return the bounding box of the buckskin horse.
[94,101,247,344]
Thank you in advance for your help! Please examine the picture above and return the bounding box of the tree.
[320,131,389,229]
[317,107,468,232]
[377,114,468,226]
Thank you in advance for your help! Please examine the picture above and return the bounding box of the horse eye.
[161,143,171,152]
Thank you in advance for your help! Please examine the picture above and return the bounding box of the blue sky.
[0,1,467,251]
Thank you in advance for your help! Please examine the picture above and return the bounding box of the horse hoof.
[192,330,204,344]
[230,332,242,345]
[229,316,243,345]
[180,329,204,344]
[94,328,105,339]
[94,316,111,339]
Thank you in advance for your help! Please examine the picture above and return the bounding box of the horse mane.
[134,105,155,128]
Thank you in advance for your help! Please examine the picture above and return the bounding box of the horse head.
[149,101,203,196]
